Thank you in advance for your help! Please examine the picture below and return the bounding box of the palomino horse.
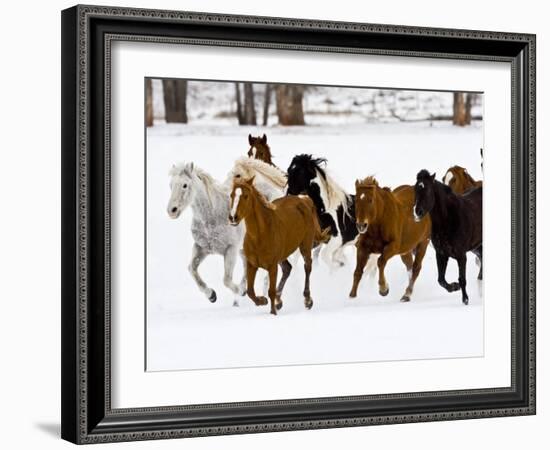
[286,154,358,268]
[350,177,431,302]
[228,156,287,202]
[229,178,329,315]
[247,134,275,166]
[414,170,482,305]
[442,165,482,194]
[167,162,245,305]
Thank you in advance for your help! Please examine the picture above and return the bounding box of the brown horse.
[442,165,482,194]
[229,178,329,315]
[247,134,275,166]
[349,177,431,302]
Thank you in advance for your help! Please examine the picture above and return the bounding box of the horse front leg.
[188,243,216,302]
[401,239,429,302]
[377,243,399,297]
[267,264,279,315]
[436,251,460,292]
[473,245,483,280]
[223,246,241,306]
[246,261,268,306]
[349,244,369,298]
[457,254,469,305]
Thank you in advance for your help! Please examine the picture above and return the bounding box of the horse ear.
[261,134,267,144]
[248,134,253,145]
[355,179,360,188]
[431,172,436,180]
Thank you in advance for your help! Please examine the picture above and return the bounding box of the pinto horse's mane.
[233,157,287,190]
[294,154,350,212]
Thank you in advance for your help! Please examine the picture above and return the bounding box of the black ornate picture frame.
[61,4,536,444]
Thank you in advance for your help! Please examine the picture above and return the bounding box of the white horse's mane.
[232,157,287,189]
[314,168,350,214]
[170,162,226,205]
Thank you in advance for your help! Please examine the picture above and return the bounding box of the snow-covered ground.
[146,121,484,371]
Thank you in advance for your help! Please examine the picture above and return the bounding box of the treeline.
[145,79,479,128]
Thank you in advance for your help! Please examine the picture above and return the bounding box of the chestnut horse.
[442,165,482,194]
[349,177,431,302]
[229,178,329,315]
[247,134,275,166]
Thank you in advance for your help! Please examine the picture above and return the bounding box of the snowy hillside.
[146,120,484,372]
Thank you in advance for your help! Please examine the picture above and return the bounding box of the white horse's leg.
[312,244,322,264]
[223,246,241,307]
[188,243,216,302]
[238,250,247,297]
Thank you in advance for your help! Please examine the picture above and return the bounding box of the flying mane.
[310,158,351,212]
[233,157,287,189]
[235,179,276,210]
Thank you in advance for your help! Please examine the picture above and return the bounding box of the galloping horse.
[350,177,431,302]
[286,154,358,268]
[229,178,329,315]
[414,170,482,305]
[247,134,275,166]
[442,165,482,194]
[228,156,287,202]
[167,162,245,304]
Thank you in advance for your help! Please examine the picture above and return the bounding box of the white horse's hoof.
[208,290,217,303]
[232,299,240,307]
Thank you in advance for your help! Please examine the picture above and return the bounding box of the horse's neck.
[190,180,227,219]
[243,195,273,242]
[431,184,453,227]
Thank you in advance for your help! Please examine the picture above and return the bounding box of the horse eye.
[236,174,241,178]
[183,184,188,189]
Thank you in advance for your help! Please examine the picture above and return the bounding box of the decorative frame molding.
[61,4,536,444]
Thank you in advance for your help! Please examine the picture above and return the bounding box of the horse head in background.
[442,165,482,195]
[247,134,274,166]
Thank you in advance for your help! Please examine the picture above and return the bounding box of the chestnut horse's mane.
[356,176,379,188]
[233,157,287,190]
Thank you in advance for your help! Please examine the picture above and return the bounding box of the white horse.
[167,162,245,305]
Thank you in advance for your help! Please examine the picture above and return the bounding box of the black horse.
[286,154,357,267]
[413,170,482,305]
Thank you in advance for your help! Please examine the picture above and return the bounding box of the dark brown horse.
[247,134,275,166]
[350,177,431,302]
[442,165,482,195]
[229,178,329,315]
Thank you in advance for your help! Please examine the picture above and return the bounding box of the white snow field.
[146,121,484,371]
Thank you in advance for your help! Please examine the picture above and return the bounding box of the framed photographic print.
[61,4,536,444]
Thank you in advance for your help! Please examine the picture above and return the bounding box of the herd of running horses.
[167,134,483,316]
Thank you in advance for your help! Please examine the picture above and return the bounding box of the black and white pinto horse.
[413,170,482,305]
[286,154,367,268]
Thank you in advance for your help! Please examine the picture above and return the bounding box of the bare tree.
[145,78,154,127]
[162,79,188,123]
[235,82,257,125]
[235,83,244,124]
[275,84,305,126]
[452,92,473,127]
[262,84,272,126]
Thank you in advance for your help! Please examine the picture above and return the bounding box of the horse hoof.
[463,297,469,305]
[400,295,411,302]
[449,282,460,292]
[276,302,283,311]
[256,296,268,306]
[349,290,357,298]
[208,290,217,303]
[304,298,313,310]
[379,287,389,297]
[270,308,278,316]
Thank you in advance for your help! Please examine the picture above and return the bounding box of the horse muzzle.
[413,207,424,223]
[356,223,368,234]
[228,215,240,226]
[168,206,181,219]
